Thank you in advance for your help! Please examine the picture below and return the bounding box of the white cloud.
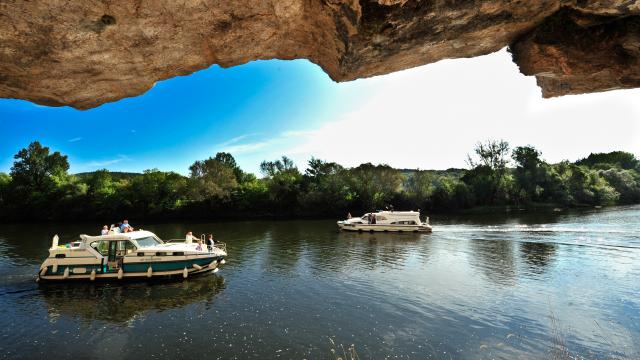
[67,137,83,143]
[279,48,640,170]
[85,155,132,168]
[210,133,277,155]
[214,133,260,148]
[222,141,271,154]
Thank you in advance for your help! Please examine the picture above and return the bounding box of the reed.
[329,338,360,360]
[549,309,570,360]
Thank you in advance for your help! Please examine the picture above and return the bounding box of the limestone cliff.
[0,0,638,109]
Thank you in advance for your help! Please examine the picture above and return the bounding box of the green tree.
[576,151,639,170]
[404,170,434,210]
[512,145,544,203]
[465,140,511,204]
[260,156,302,213]
[10,141,69,194]
[348,163,402,211]
[129,169,187,216]
[599,168,640,204]
[0,173,11,210]
[87,169,117,198]
[213,152,245,183]
[301,158,349,216]
[189,157,238,200]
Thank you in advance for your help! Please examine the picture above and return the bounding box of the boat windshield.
[135,236,161,247]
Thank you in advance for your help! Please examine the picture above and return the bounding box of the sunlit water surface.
[0,206,639,359]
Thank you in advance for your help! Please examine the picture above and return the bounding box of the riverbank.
[0,203,625,226]
[456,202,601,215]
[2,142,639,223]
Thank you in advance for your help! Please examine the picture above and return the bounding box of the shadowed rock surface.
[0,0,639,109]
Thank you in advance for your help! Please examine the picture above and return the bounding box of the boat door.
[107,240,120,271]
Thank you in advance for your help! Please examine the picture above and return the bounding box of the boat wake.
[432,225,640,251]
[434,225,639,235]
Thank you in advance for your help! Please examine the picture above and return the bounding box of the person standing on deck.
[206,234,215,251]
[186,231,195,244]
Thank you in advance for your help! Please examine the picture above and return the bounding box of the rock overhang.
[0,0,638,109]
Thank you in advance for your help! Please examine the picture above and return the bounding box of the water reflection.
[326,231,425,273]
[0,207,638,359]
[39,275,225,324]
[469,239,517,285]
[519,242,557,276]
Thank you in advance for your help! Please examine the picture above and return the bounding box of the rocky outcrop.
[511,7,640,97]
[0,0,638,109]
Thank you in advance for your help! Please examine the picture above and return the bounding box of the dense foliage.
[1,141,639,221]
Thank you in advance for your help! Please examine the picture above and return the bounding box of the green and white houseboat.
[38,230,226,281]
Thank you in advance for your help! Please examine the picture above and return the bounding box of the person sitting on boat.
[347,212,352,219]
[195,239,203,251]
[206,234,215,251]
[110,223,122,234]
[101,225,109,235]
[120,220,134,233]
[186,231,194,244]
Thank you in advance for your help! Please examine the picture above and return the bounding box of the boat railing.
[213,242,227,253]
[164,239,227,253]
[165,239,188,243]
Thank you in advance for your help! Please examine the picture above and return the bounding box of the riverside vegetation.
[0,140,639,221]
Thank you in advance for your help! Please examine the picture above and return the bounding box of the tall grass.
[329,338,360,360]
[549,309,570,360]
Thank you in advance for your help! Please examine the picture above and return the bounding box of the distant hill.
[399,168,467,178]
[74,171,143,181]
[575,151,640,170]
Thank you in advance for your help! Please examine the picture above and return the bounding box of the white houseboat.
[337,210,432,233]
[38,230,226,282]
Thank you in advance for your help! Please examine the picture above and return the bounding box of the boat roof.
[369,211,419,215]
[79,230,159,242]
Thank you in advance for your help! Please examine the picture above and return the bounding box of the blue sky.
[1,49,639,175]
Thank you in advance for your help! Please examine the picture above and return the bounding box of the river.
[0,206,639,359]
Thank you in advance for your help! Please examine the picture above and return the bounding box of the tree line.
[0,141,639,221]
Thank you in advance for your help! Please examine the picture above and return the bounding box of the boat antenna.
[51,234,59,249]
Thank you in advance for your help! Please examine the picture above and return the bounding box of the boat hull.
[338,223,432,233]
[38,255,225,282]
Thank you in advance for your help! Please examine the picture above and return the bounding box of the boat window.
[55,254,66,258]
[90,240,110,256]
[397,220,417,225]
[155,252,167,256]
[135,236,161,247]
[173,252,184,256]
[377,216,387,220]
[116,240,137,256]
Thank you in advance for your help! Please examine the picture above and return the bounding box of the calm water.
[1,206,639,359]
